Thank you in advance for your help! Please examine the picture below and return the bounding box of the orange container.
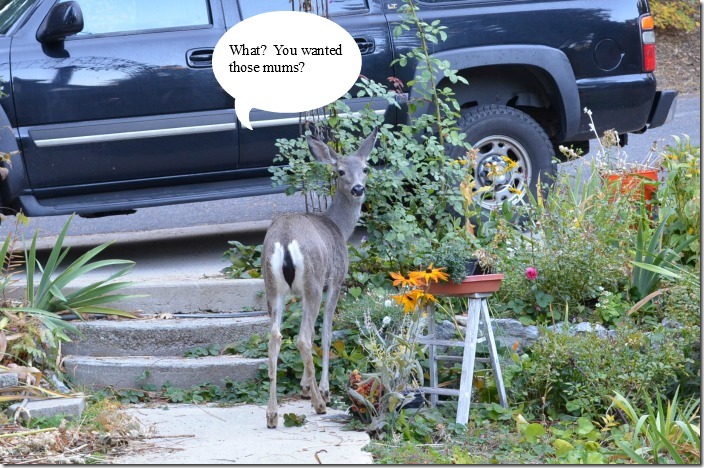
[605,169,658,207]
[427,274,504,297]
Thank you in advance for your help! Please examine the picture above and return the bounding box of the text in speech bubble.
[212,11,362,130]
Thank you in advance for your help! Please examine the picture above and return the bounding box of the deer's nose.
[351,185,365,197]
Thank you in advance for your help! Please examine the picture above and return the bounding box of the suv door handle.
[355,37,375,55]
[186,48,214,68]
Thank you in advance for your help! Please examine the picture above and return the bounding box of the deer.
[262,127,378,428]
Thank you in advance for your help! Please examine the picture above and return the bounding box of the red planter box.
[427,274,504,297]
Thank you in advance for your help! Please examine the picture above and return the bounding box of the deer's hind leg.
[298,289,326,414]
[266,294,285,428]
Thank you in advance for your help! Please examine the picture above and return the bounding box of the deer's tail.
[269,240,304,293]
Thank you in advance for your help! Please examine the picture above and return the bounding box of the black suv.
[0,0,677,217]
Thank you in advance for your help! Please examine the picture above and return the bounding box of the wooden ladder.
[419,292,508,425]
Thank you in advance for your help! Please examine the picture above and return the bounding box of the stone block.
[0,372,18,388]
[7,396,86,422]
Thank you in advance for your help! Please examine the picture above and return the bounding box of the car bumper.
[647,90,678,129]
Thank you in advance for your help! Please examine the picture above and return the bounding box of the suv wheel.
[450,104,556,210]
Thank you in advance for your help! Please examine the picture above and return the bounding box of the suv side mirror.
[37,1,84,43]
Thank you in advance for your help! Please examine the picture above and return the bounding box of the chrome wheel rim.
[472,135,532,210]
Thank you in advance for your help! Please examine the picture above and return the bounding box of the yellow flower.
[422,292,437,304]
[508,187,522,195]
[460,179,474,201]
[391,289,424,314]
[390,271,419,288]
[409,264,449,285]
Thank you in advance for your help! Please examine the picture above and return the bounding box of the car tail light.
[640,14,656,72]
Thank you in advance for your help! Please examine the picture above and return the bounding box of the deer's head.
[306,127,378,201]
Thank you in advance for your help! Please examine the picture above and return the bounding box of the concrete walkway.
[115,399,373,464]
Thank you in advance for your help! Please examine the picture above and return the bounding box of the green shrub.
[504,326,688,418]
[490,167,638,324]
[221,241,262,279]
[659,277,701,398]
[656,136,700,265]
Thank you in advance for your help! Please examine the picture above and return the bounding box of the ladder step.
[418,337,486,347]
[420,386,461,397]
[435,355,490,364]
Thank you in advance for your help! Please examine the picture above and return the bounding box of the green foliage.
[504,326,688,418]
[426,235,476,284]
[491,166,638,324]
[2,215,139,371]
[114,388,150,404]
[611,388,700,464]
[23,215,139,320]
[184,344,220,358]
[656,135,700,265]
[335,289,405,332]
[650,0,700,31]
[349,308,427,435]
[283,412,306,427]
[593,288,629,326]
[630,208,696,301]
[221,241,262,279]
[660,276,700,327]
[550,419,608,464]
[25,413,69,429]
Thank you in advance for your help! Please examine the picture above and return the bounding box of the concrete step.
[63,316,270,357]
[64,355,267,390]
[10,276,267,315]
[55,277,272,391]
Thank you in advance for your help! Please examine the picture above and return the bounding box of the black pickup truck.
[0,0,677,217]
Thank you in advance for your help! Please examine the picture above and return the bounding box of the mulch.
[655,28,701,95]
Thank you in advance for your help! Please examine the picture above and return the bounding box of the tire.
[449,105,556,211]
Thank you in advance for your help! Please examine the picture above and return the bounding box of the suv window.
[239,0,367,19]
[62,0,211,36]
[0,0,38,35]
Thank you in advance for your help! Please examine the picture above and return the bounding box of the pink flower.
[525,267,538,280]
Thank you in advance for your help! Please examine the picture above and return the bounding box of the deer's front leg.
[319,286,341,404]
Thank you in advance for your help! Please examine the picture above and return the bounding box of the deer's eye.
[338,170,345,177]
[362,167,369,174]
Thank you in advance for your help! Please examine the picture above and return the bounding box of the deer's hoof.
[266,412,278,428]
[321,390,330,403]
[300,386,311,399]
[314,402,327,414]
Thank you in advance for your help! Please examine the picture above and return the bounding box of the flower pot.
[427,273,504,297]
[398,389,425,410]
[464,258,478,276]
[605,169,658,209]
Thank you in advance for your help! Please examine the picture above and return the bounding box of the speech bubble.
[212,11,362,130]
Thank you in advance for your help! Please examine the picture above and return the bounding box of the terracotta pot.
[605,169,658,207]
[427,273,504,297]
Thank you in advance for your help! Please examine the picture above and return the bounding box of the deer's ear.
[353,126,379,161]
[306,135,339,165]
